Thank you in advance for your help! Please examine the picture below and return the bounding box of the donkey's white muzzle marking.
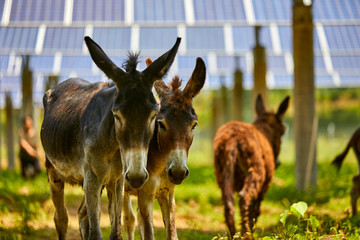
[123,149,149,189]
[167,149,189,185]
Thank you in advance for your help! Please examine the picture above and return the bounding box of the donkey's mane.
[168,76,193,108]
[123,52,141,73]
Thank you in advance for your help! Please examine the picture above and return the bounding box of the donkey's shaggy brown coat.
[213,95,289,239]
[332,128,360,216]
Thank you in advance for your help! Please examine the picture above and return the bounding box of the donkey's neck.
[253,121,275,146]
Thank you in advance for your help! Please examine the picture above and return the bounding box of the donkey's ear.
[154,80,171,100]
[183,58,206,99]
[142,38,181,84]
[276,96,290,119]
[85,36,125,83]
[255,94,266,116]
[145,58,153,67]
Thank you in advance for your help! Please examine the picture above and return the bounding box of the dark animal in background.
[123,57,206,240]
[41,36,180,240]
[213,95,290,239]
[332,128,360,216]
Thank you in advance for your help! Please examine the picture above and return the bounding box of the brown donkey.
[123,57,206,240]
[213,95,289,239]
[332,128,360,216]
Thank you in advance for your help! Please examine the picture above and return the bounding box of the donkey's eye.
[192,122,198,130]
[158,120,166,131]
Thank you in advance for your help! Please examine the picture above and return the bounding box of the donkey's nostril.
[185,168,190,178]
[168,169,173,178]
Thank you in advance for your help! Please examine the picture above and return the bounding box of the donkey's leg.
[83,165,104,240]
[239,171,265,239]
[137,189,155,240]
[47,163,68,240]
[107,178,124,240]
[351,175,360,216]
[158,189,177,240]
[78,196,90,240]
[123,192,136,240]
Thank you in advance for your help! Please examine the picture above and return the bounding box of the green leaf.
[309,215,319,229]
[290,201,308,219]
[280,209,290,226]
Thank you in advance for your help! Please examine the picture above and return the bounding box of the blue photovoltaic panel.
[253,0,291,21]
[0,27,38,51]
[315,75,334,87]
[10,0,64,22]
[178,56,208,71]
[314,0,360,21]
[267,56,286,73]
[0,55,9,71]
[278,26,291,51]
[61,56,93,72]
[134,0,185,22]
[331,55,360,72]
[274,74,293,88]
[73,0,124,22]
[1,76,21,92]
[315,55,326,73]
[29,55,54,73]
[233,26,272,51]
[193,0,246,22]
[217,56,247,72]
[186,27,224,50]
[139,27,178,50]
[340,75,360,87]
[43,28,84,51]
[323,25,360,51]
[0,0,4,20]
[92,28,131,51]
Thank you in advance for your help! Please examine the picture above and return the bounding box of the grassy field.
[0,88,359,239]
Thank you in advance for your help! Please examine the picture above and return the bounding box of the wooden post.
[22,55,33,117]
[5,93,15,171]
[46,75,59,91]
[293,0,317,191]
[211,91,222,140]
[232,57,243,121]
[252,25,267,113]
[220,76,230,123]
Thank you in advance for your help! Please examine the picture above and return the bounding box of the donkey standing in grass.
[213,95,289,239]
[79,57,206,240]
[41,36,181,240]
[124,57,206,240]
[332,128,360,216]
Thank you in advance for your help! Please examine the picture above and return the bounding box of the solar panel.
[0,0,4,21]
[139,27,178,50]
[61,56,93,73]
[267,55,286,73]
[10,0,64,22]
[134,0,185,22]
[323,25,360,51]
[253,0,291,21]
[29,55,54,74]
[193,0,247,22]
[72,0,125,22]
[217,56,247,72]
[314,0,360,21]
[187,27,224,51]
[315,75,335,87]
[0,27,38,52]
[92,27,131,52]
[331,55,360,72]
[43,27,85,52]
[0,55,9,71]
[340,75,360,86]
[232,26,272,52]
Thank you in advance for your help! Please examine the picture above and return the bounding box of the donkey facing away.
[78,57,206,240]
[213,95,290,239]
[332,128,360,216]
[41,36,181,240]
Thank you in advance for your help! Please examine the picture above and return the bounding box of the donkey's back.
[41,78,115,182]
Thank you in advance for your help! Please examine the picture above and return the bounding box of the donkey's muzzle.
[125,171,149,189]
[168,166,189,185]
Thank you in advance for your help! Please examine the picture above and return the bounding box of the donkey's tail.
[331,128,360,171]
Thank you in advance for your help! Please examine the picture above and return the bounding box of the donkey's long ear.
[183,58,206,99]
[255,94,266,116]
[84,36,125,82]
[154,80,171,100]
[142,38,181,84]
[276,96,290,119]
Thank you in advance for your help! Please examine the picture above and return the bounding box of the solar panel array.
[0,0,360,108]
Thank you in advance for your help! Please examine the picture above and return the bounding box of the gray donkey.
[41,36,181,240]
